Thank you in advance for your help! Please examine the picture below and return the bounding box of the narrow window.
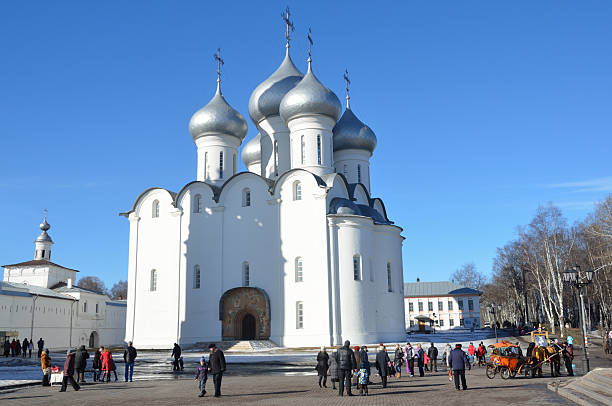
[300,135,305,164]
[242,262,250,287]
[439,319,444,327]
[386,262,392,292]
[152,200,160,218]
[95,303,99,314]
[316,135,321,164]
[193,265,201,289]
[428,301,433,311]
[409,302,414,312]
[458,300,464,311]
[204,152,208,180]
[418,302,423,312]
[448,300,453,311]
[459,318,464,327]
[150,269,157,291]
[83,302,87,313]
[357,164,362,183]
[353,255,361,281]
[242,188,251,207]
[41,250,46,258]
[219,151,224,178]
[296,301,303,329]
[438,301,444,311]
[295,257,303,282]
[409,320,414,327]
[274,140,278,176]
[293,181,302,201]
[193,194,202,213]
[233,153,237,174]
[468,299,474,311]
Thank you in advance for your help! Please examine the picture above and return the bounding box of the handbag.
[448,370,453,381]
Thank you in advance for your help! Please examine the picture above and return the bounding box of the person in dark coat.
[3,340,9,357]
[316,346,329,388]
[37,338,44,358]
[92,348,102,382]
[60,350,80,392]
[74,345,89,383]
[123,341,137,382]
[171,343,182,371]
[15,339,21,357]
[22,338,29,358]
[416,344,425,377]
[328,349,339,390]
[194,356,208,397]
[562,342,574,376]
[335,340,357,396]
[449,344,468,391]
[393,344,404,378]
[207,343,226,398]
[352,346,362,388]
[10,339,16,357]
[375,345,391,388]
[428,343,438,372]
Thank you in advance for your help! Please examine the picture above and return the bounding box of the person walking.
[357,346,370,396]
[562,342,574,376]
[416,343,425,377]
[41,349,51,386]
[375,345,390,388]
[15,339,22,357]
[404,342,415,376]
[428,343,438,372]
[171,343,182,371]
[74,345,89,383]
[59,350,80,392]
[28,340,33,358]
[336,340,357,396]
[352,346,362,389]
[22,338,29,358]
[92,348,102,382]
[208,343,226,398]
[393,344,404,378]
[328,349,339,390]
[37,338,44,358]
[467,342,476,366]
[316,346,329,388]
[100,347,112,382]
[10,339,16,357]
[476,342,486,366]
[449,344,468,391]
[123,341,137,382]
[3,340,9,357]
[194,356,208,397]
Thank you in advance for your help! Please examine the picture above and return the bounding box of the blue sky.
[1,1,611,288]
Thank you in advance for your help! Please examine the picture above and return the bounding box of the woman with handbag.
[393,344,404,378]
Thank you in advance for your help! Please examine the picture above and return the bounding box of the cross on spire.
[213,48,224,90]
[307,28,313,64]
[43,208,48,221]
[281,7,294,49]
[344,69,351,109]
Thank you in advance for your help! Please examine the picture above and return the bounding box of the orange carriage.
[486,341,523,379]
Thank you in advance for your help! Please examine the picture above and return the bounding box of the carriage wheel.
[486,365,497,379]
[500,367,511,380]
[510,368,517,378]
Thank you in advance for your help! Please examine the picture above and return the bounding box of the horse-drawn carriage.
[485,341,523,379]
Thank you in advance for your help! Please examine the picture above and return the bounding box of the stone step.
[579,377,612,404]
[588,368,612,387]
[568,380,612,406]
[552,384,608,406]
[225,341,253,352]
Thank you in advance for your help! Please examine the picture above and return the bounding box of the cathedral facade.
[121,31,406,348]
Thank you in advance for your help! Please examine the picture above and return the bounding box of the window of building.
[293,181,302,201]
[295,257,303,282]
[458,299,464,311]
[468,299,474,311]
[152,200,160,218]
[242,188,251,207]
[219,151,224,178]
[386,262,392,292]
[150,269,157,291]
[193,265,200,289]
[459,318,464,327]
[428,301,433,311]
[418,302,423,312]
[353,255,361,281]
[316,135,321,164]
[357,164,361,183]
[300,135,305,164]
[409,302,414,312]
[296,301,303,329]
[449,318,455,327]
[83,302,87,313]
[409,319,415,327]
[193,194,202,213]
[448,300,453,311]
[439,319,444,327]
[438,301,443,311]
[95,303,99,314]
[204,152,208,180]
[242,262,250,287]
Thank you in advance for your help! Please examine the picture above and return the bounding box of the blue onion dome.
[189,84,248,142]
[332,107,377,153]
[279,63,342,123]
[248,49,303,125]
[241,133,262,167]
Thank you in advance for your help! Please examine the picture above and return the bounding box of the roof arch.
[370,197,391,223]
[349,183,371,205]
[216,171,274,203]
[119,187,177,217]
[174,181,218,209]
[270,168,327,196]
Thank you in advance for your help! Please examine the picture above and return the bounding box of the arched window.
[300,135,305,164]
[242,188,251,207]
[152,200,160,218]
[293,181,302,201]
[357,164,362,184]
[295,257,303,282]
[193,265,200,289]
[219,151,224,178]
[193,194,202,213]
[204,152,208,180]
[353,255,361,281]
[387,262,392,292]
[242,262,250,287]
[83,302,87,313]
[316,135,322,164]
[150,269,157,291]
[296,301,304,329]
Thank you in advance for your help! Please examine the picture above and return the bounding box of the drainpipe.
[30,295,39,341]
[69,299,77,348]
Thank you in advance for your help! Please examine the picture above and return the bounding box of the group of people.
[3,337,45,358]
[525,339,574,377]
[193,343,226,398]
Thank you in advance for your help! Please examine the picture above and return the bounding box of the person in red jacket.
[59,350,80,392]
[100,347,112,383]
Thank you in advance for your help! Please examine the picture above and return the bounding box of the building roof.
[403,281,482,297]
[54,284,105,295]
[1,259,79,272]
[0,281,75,300]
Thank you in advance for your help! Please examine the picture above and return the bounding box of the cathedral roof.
[241,133,262,167]
[189,84,248,142]
[333,107,377,153]
[248,49,303,124]
[2,259,79,272]
[328,197,391,225]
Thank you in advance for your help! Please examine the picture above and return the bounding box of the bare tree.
[77,276,107,295]
[110,280,128,300]
[450,262,487,290]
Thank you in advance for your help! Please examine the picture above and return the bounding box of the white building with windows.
[1,217,126,349]
[404,281,482,332]
[121,28,406,348]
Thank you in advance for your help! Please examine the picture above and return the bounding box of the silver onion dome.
[248,50,303,125]
[332,107,377,153]
[36,216,53,243]
[241,133,262,167]
[279,63,342,123]
[189,85,248,142]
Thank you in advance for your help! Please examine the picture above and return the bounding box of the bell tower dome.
[34,209,53,261]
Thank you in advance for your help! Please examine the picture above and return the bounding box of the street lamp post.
[562,264,595,375]
[488,303,499,342]
[521,267,530,327]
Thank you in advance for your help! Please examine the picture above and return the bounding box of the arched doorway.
[241,314,256,339]
[89,331,99,348]
[219,287,270,340]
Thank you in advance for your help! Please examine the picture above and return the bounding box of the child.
[194,356,208,397]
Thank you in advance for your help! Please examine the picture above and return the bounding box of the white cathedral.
[121,23,406,348]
